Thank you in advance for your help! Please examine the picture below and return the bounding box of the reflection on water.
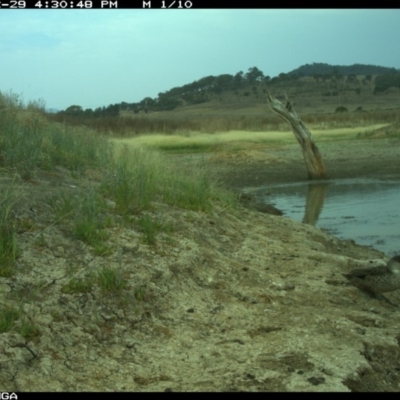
[256,178,400,257]
[302,183,328,225]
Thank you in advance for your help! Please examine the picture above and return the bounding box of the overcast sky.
[1,9,399,111]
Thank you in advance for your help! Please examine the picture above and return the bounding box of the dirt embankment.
[1,138,400,392]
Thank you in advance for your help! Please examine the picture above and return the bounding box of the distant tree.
[233,71,244,88]
[156,97,182,111]
[278,72,288,81]
[374,71,400,94]
[140,97,156,111]
[120,102,129,110]
[65,105,83,116]
[104,103,120,117]
[84,108,94,116]
[196,76,216,91]
[335,106,348,113]
[213,74,234,93]
[245,67,264,83]
[94,107,103,117]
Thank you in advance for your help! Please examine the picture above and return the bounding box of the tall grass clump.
[0,92,46,179]
[97,266,127,293]
[161,165,213,212]
[0,306,21,333]
[101,145,161,215]
[102,144,236,215]
[42,124,113,173]
[0,91,113,177]
[0,183,19,277]
[137,213,169,245]
[47,189,111,254]
[159,155,237,211]
[72,189,109,245]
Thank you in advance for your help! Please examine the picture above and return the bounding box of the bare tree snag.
[266,92,328,180]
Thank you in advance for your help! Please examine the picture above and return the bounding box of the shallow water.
[255,178,400,257]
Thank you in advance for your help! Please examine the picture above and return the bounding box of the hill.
[287,62,397,78]
[57,63,400,121]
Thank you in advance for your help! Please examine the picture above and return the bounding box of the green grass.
[97,266,128,293]
[20,318,41,339]
[42,124,113,173]
[0,183,20,276]
[101,145,160,215]
[0,92,112,177]
[0,224,18,277]
[62,275,95,294]
[0,306,20,333]
[48,189,111,251]
[0,306,40,339]
[47,192,77,220]
[72,190,109,244]
[62,266,129,295]
[161,166,213,212]
[134,286,146,301]
[137,213,171,245]
[102,143,235,215]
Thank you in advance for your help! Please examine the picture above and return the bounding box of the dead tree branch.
[266,92,328,180]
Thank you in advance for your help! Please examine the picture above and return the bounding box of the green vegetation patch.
[0,184,20,277]
[62,275,95,294]
[72,190,109,245]
[97,266,128,293]
[0,306,21,333]
[20,318,41,339]
[48,189,111,251]
[137,213,173,245]
[103,143,235,214]
[101,145,160,215]
[0,91,113,177]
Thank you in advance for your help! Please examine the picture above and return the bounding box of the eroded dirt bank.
[1,138,400,392]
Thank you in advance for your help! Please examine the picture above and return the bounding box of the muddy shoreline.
[210,138,400,190]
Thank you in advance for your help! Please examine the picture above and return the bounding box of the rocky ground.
[1,137,400,392]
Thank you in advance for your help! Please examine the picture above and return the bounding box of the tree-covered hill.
[57,63,399,118]
[287,62,397,78]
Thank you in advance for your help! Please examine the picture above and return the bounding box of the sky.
[1,9,400,111]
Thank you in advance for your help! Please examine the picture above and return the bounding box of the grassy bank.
[0,92,236,278]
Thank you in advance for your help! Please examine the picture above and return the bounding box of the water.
[255,178,400,257]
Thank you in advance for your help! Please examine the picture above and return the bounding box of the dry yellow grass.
[110,124,391,152]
